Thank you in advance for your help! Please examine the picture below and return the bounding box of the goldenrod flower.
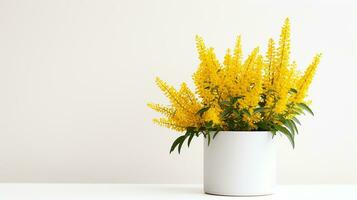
[232,35,243,67]
[263,18,293,114]
[148,78,204,131]
[203,107,222,125]
[193,36,221,105]
[293,54,321,103]
[149,18,321,137]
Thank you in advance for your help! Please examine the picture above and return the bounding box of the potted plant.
[148,18,321,196]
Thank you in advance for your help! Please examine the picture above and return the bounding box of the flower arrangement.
[148,18,321,153]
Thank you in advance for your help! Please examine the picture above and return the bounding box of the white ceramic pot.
[204,131,276,196]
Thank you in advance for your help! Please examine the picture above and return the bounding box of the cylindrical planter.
[204,131,276,196]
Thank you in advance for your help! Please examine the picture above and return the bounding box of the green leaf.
[186,126,196,132]
[292,109,305,116]
[213,131,220,139]
[187,132,195,147]
[275,125,295,148]
[205,121,213,129]
[294,106,306,114]
[242,109,251,116]
[220,100,231,107]
[233,109,240,116]
[184,130,191,137]
[292,117,301,125]
[289,88,298,94]
[256,121,267,131]
[290,119,299,134]
[221,108,233,118]
[170,135,186,154]
[196,107,210,117]
[275,124,292,138]
[283,120,295,136]
[297,103,314,116]
[230,96,244,104]
[254,107,265,113]
[178,138,185,154]
[206,132,211,146]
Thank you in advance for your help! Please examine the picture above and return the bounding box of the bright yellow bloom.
[232,35,243,67]
[223,36,243,88]
[292,54,321,103]
[151,118,186,132]
[148,78,203,131]
[223,48,232,68]
[149,18,321,132]
[203,107,222,125]
[263,38,276,90]
[232,47,261,108]
[263,18,293,114]
[276,18,291,77]
[193,36,221,105]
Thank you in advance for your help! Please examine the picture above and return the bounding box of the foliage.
[148,18,321,153]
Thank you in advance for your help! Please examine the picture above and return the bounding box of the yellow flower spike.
[293,54,321,103]
[223,48,232,68]
[206,48,222,72]
[243,47,260,69]
[264,18,293,114]
[195,35,207,62]
[155,77,189,112]
[147,103,175,118]
[152,77,204,130]
[276,18,291,78]
[239,54,264,111]
[178,83,202,115]
[153,118,186,132]
[232,47,260,105]
[232,35,243,67]
[264,38,276,89]
[193,43,221,105]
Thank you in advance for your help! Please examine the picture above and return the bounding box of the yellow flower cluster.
[148,18,321,132]
[292,54,321,103]
[262,19,321,116]
[148,78,203,131]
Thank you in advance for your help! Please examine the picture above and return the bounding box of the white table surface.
[0,184,356,200]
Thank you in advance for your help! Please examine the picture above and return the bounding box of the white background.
[0,0,356,184]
